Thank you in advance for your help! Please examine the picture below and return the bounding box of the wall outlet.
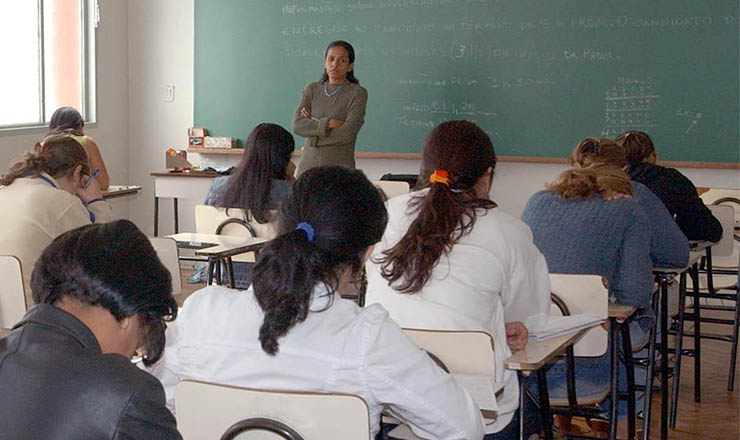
[164,84,175,102]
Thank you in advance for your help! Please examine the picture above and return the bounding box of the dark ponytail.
[252,166,387,355]
[377,120,497,294]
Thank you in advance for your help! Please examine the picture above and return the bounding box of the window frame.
[0,0,98,132]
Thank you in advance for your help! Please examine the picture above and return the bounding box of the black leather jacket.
[0,305,181,440]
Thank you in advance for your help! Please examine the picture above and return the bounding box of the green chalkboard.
[195,0,739,165]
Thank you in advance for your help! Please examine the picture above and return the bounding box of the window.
[0,0,97,129]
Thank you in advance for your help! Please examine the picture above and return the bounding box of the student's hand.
[505,321,529,352]
[300,107,311,119]
[602,190,632,201]
[328,118,344,128]
[77,175,104,203]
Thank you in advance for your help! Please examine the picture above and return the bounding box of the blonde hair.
[547,163,632,199]
[568,138,627,168]
[0,135,89,186]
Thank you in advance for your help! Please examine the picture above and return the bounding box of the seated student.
[48,106,110,190]
[0,220,181,439]
[521,163,653,437]
[616,130,722,242]
[365,120,551,439]
[569,138,689,268]
[204,122,295,225]
[0,135,112,306]
[149,166,484,440]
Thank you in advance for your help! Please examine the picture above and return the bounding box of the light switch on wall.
[164,84,175,102]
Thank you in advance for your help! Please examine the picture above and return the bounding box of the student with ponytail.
[365,120,551,438]
[0,135,112,307]
[149,166,485,440]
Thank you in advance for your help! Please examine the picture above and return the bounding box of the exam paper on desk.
[530,314,603,341]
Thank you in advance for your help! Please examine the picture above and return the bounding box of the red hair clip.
[429,169,450,186]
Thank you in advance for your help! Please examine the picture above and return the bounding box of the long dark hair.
[615,131,655,165]
[218,123,295,223]
[49,106,84,134]
[0,135,90,186]
[319,40,359,84]
[568,138,627,168]
[252,166,387,355]
[30,220,178,366]
[377,120,497,294]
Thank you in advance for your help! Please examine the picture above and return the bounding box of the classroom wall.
[0,0,131,220]
[127,0,195,235]
[130,2,738,234]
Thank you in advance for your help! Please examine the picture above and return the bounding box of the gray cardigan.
[292,81,368,175]
[521,190,654,309]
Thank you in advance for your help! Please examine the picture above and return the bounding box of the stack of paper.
[530,314,603,341]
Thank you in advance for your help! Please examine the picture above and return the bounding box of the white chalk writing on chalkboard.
[676,109,704,134]
[602,77,659,138]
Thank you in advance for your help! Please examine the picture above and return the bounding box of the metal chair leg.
[609,318,619,440]
[620,322,636,439]
[729,263,740,391]
[670,272,687,428]
[660,278,669,440]
[642,289,660,440]
[691,264,701,402]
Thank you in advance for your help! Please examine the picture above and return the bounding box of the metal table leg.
[154,196,159,237]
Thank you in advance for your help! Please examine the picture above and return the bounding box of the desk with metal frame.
[651,245,707,440]
[102,185,142,200]
[505,327,593,440]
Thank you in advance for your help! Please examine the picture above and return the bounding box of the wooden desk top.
[504,328,589,371]
[102,185,142,199]
[1,328,11,338]
[151,170,220,178]
[608,304,638,319]
[167,233,269,258]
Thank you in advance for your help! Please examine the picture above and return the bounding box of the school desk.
[151,171,219,236]
[102,185,142,200]
[167,233,268,288]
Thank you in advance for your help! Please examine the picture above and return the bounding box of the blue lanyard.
[37,174,57,189]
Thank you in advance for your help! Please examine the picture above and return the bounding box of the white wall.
[0,0,131,219]
[127,0,194,235]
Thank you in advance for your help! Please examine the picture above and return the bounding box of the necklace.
[323,81,345,98]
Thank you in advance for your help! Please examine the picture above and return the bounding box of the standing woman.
[292,40,368,176]
[48,106,110,190]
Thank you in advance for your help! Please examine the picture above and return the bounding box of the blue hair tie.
[295,222,315,242]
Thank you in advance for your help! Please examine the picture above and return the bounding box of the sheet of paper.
[451,373,498,412]
[530,314,603,341]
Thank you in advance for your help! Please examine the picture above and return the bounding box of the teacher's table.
[151,171,219,236]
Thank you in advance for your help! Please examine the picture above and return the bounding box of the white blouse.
[365,191,551,434]
[148,284,484,440]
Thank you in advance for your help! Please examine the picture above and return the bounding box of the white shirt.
[148,284,485,440]
[365,191,551,433]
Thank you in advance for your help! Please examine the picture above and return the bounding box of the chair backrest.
[175,380,370,440]
[707,204,735,257]
[0,255,26,328]
[195,205,277,263]
[372,180,410,200]
[548,274,608,357]
[148,237,182,295]
[402,328,496,377]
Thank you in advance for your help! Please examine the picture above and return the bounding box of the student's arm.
[116,373,182,440]
[292,84,328,138]
[84,137,110,190]
[613,209,654,309]
[364,308,485,440]
[634,183,690,268]
[55,193,112,236]
[315,87,367,147]
[665,169,723,242]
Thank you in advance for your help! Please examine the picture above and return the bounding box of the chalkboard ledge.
[288,151,737,169]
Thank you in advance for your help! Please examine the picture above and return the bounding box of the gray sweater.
[292,81,368,175]
[521,190,654,309]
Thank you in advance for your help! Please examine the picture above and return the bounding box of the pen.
[84,169,100,189]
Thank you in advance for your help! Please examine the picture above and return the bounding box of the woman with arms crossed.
[292,40,368,175]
